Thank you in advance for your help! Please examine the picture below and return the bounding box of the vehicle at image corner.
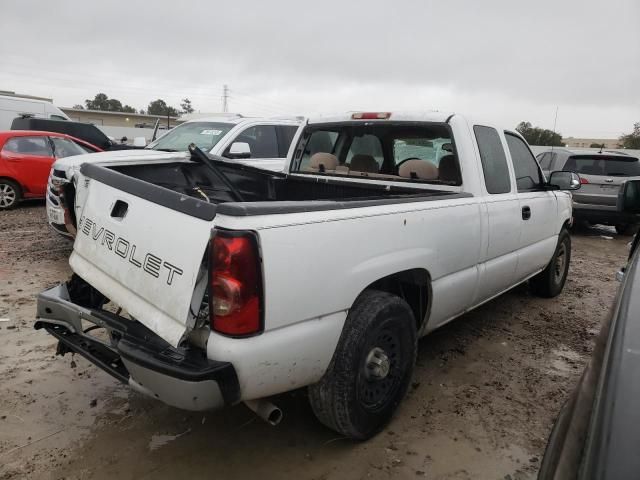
[537,148,640,234]
[0,93,70,130]
[0,130,101,210]
[35,111,581,439]
[538,179,640,479]
[45,114,301,237]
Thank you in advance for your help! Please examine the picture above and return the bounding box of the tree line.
[516,121,640,149]
[73,93,195,117]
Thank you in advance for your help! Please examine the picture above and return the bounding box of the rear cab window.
[564,155,640,177]
[292,123,461,185]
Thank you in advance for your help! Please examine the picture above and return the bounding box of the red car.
[0,130,102,209]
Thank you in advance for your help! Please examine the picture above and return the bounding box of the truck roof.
[307,111,455,125]
[182,115,302,125]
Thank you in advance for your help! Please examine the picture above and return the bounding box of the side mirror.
[133,137,147,147]
[617,179,640,214]
[227,142,251,159]
[548,171,581,190]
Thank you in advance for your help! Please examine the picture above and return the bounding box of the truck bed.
[82,159,469,219]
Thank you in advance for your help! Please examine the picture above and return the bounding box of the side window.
[276,125,299,158]
[346,134,384,168]
[505,133,543,191]
[1,136,53,157]
[537,152,552,170]
[51,137,90,158]
[473,125,511,194]
[233,125,278,159]
[299,130,339,169]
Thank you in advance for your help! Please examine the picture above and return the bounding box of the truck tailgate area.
[71,175,213,347]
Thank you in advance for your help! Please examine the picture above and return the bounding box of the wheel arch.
[359,268,432,332]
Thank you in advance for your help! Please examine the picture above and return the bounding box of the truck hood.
[53,149,191,173]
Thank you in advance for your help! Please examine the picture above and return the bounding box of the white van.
[0,93,70,130]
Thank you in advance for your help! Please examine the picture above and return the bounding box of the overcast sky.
[1,0,638,137]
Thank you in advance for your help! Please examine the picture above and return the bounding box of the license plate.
[600,184,618,191]
[48,206,65,224]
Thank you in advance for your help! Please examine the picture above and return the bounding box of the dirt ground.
[0,202,630,480]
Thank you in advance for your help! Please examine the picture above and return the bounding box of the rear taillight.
[580,177,589,185]
[210,230,262,336]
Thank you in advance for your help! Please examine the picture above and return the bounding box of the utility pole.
[222,84,229,113]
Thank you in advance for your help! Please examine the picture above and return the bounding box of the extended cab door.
[220,124,298,172]
[472,125,522,302]
[0,135,54,196]
[504,132,557,280]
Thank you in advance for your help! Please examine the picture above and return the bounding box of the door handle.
[522,206,531,220]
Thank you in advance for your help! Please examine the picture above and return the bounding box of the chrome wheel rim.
[0,184,16,208]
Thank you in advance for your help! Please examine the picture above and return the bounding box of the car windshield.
[147,122,233,152]
[564,155,640,176]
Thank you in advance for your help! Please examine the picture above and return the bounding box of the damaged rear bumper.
[35,284,240,411]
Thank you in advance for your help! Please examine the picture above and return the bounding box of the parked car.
[46,115,302,237]
[11,117,144,152]
[35,111,580,439]
[538,179,640,479]
[0,131,101,210]
[536,148,640,234]
[0,93,69,130]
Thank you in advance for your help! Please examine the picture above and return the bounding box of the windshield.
[147,122,233,152]
[564,155,640,177]
[292,123,460,185]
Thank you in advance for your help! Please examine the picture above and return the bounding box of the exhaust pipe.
[244,399,283,426]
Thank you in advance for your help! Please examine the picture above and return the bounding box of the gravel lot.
[0,202,630,480]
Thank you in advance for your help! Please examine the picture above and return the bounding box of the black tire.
[615,224,637,236]
[529,229,571,298]
[0,179,21,210]
[308,290,417,440]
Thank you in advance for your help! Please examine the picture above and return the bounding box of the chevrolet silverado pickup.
[35,111,580,439]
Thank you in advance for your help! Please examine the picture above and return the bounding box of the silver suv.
[537,148,640,234]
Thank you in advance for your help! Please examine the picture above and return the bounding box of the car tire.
[530,229,571,298]
[0,179,21,210]
[308,289,417,440]
[615,224,637,236]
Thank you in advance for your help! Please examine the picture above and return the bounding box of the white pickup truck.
[46,115,301,237]
[35,111,580,439]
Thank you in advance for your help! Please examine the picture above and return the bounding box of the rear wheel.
[530,229,571,298]
[308,290,417,440]
[0,179,21,210]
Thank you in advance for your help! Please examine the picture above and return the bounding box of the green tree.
[516,121,563,146]
[72,104,84,110]
[619,123,640,149]
[147,99,179,117]
[180,98,194,114]
[85,93,110,110]
[85,93,137,113]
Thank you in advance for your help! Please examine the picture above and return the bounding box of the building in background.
[562,137,620,149]
[60,107,179,129]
